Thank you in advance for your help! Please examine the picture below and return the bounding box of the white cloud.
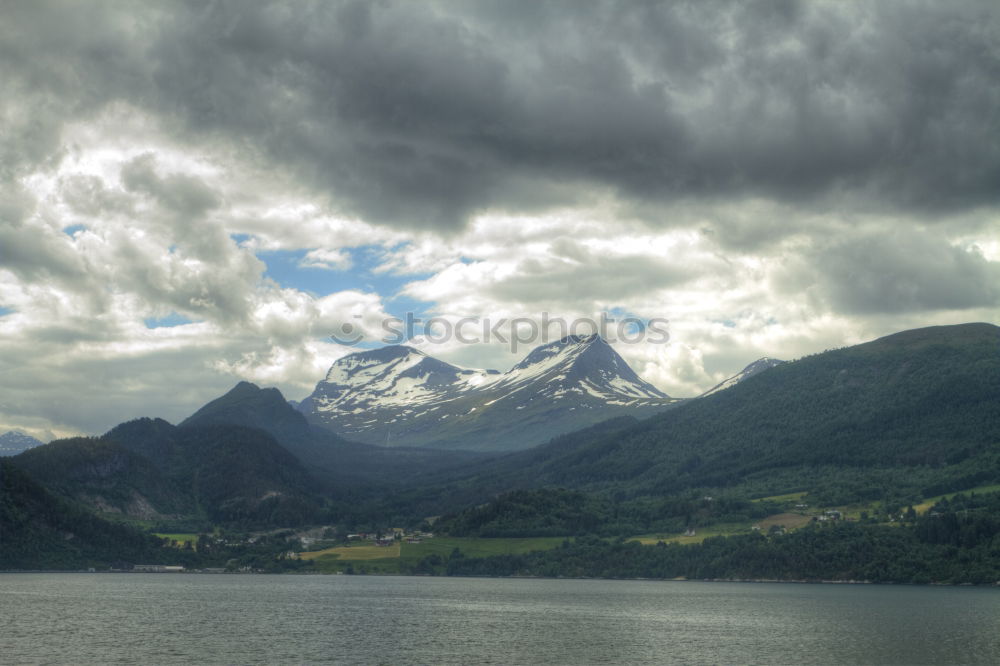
[0,137,405,436]
[299,248,353,271]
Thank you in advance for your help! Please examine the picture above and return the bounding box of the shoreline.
[2,569,997,587]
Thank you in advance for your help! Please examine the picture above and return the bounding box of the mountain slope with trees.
[15,422,325,528]
[180,381,487,489]
[367,323,1000,525]
[0,460,169,569]
[477,323,1000,503]
[443,490,1000,584]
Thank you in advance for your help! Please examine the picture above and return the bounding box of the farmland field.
[751,491,808,503]
[629,523,750,545]
[300,542,401,561]
[912,483,1000,515]
[630,512,812,545]
[756,512,813,530]
[155,533,198,547]
[302,537,568,573]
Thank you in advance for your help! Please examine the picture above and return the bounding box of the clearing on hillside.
[756,513,814,530]
[300,543,401,561]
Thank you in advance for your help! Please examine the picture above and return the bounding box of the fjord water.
[2,575,999,665]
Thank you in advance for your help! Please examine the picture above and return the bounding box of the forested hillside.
[15,423,326,528]
[451,323,1000,506]
[0,460,168,569]
[442,490,1000,584]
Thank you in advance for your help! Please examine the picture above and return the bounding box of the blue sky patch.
[144,312,194,328]
[258,246,436,319]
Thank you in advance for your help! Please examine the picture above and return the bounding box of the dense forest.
[0,459,318,572]
[12,424,329,530]
[0,460,168,569]
[431,488,783,538]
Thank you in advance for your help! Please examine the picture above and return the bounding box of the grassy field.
[401,537,567,562]
[300,542,401,561]
[631,510,820,545]
[303,537,568,573]
[630,522,751,545]
[751,491,808,503]
[295,483,1000,573]
[750,483,1000,519]
[814,482,1000,520]
[155,533,198,547]
[912,483,1000,514]
[756,512,813,530]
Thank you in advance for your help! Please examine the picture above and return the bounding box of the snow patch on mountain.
[301,334,679,450]
[701,357,785,397]
[0,430,45,456]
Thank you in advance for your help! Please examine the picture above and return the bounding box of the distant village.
[342,528,435,547]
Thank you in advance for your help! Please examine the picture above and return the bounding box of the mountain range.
[3,321,998,571]
[0,335,784,528]
[181,381,482,487]
[299,334,686,451]
[8,388,487,528]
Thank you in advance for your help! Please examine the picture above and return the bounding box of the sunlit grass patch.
[300,542,401,561]
[913,483,1000,514]
[751,491,808,503]
[630,523,750,545]
[155,533,198,547]
[303,536,568,573]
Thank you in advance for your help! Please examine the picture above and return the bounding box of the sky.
[1,0,998,441]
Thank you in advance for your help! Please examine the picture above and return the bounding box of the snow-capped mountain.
[487,334,669,404]
[700,357,785,397]
[305,345,500,419]
[300,334,679,452]
[0,430,44,456]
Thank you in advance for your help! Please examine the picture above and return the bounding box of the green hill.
[17,422,325,528]
[12,435,194,518]
[180,381,487,489]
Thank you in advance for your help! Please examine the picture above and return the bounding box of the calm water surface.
[1,574,998,665]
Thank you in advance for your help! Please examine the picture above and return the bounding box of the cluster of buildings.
[345,528,434,546]
[130,564,185,573]
[816,510,843,522]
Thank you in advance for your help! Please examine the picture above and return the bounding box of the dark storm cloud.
[490,253,697,305]
[0,222,88,286]
[3,0,1000,231]
[785,230,1000,315]
[120,154,220,219]
[0,1,147,178]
